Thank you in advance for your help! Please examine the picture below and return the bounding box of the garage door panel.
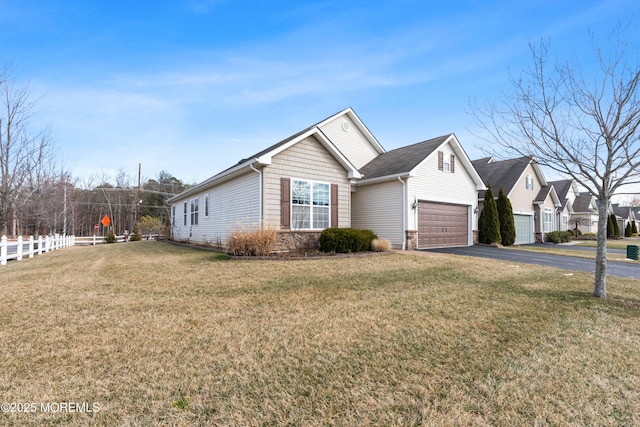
[514,214,533,245]
[418,201,469,248]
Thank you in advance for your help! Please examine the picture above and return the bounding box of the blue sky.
[2,0,639,187]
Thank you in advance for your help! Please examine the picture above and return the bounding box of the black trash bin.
[627,245,639,261]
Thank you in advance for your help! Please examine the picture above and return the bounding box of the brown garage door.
[418,201,469,248]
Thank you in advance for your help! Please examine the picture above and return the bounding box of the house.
[549,179,579,231]
[611,204,636,234]
[571,193,599,234]
[167,108,483,250]
[352,134,485,249]
[472,156,561,244]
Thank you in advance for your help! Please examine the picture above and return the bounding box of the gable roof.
[573,193,598,213]
[357,134,485,189]
[549,179,573,206]
[168,108,369,202]
[472,156,546,198]
[534,184,562,207]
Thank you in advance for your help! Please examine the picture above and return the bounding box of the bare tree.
[473,28,640,299]
[0,66,57,235]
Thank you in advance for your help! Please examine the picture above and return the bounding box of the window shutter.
[438,151,443,170]
[331,184,339,228]
[450,154,455,173]
[280,178,290,230]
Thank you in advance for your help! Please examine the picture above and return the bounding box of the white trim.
[290,178,331,231]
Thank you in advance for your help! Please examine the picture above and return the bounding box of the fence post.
[28,236,34,258]
[17,235,23,261]
[1,235,6,266]
[37,236,43,255]
[93,235,96,246]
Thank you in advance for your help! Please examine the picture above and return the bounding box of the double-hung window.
[291,179,330,230]
[183,202,187,226]
[172,206,176,226]
[190,198,199,226]
[543,208,552,232]
[204,194,209,218]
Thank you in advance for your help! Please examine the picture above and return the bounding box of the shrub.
[626,222,632,238]
[136,215,166,238]
[104,231,117,244]
[545,230,573,244]
[129,229,142,241]
[226,225,277,256]
[319,228,378,253]
[478,184,501,244]
[496,188,516,246]
[371,239,392,252]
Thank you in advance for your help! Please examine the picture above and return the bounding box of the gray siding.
[171,171,260,245]
[352,180,405,248]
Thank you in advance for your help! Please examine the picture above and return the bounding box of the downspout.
[249,162,263,227]
[398,176,407,250]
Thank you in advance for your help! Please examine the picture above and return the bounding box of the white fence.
[1,234,161,266]
[0,234,75,266]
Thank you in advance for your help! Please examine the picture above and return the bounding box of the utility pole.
[136,163,141,223]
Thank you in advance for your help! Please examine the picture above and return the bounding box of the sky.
[1,0,639,193]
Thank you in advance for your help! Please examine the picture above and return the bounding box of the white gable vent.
[341,120,351,132]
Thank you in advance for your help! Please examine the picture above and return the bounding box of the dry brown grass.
[226,224,277,256]
[1,242,640,426]
[371,238,392,252]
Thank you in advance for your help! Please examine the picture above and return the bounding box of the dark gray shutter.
[281,178,290,230]
[450,154,455,173]
[438,151,443,171]
[331,184,338,228]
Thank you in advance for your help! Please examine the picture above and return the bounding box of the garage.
[513,214,534,245]
[418,201,469,248]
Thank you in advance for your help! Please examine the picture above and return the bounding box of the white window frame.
[562,215,568,231]
[291,179,330,230]
[190,198,199,226]
[183,202,187,226]
[543,208,553,232]
[443,160,451,172]
[526,175,535,191]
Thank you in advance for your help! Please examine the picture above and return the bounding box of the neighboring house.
[549,179,579,231]
[611,204,636,234]
[571,192,599,234]
[472,156,561,244]
[352,134,485,249]
[167,108,483,250]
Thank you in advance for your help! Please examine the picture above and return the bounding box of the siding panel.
[264,136,351,229]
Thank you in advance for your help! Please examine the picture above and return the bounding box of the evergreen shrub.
[319,228,378,253]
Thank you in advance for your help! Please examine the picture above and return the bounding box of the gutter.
[398,176,407,250]
[249,163,263,227]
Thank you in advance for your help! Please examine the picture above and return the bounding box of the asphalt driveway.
[424,245,640,279]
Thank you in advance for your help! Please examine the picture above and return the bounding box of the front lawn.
[1,242,639,426]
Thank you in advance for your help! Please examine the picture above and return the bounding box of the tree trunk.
[594,195,608,298]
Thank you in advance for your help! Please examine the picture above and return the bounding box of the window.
[190,198,199,226]
[438,151,455,173]
[183,202,187,226]
[544,208,553,232]
[172,206,176,226]
[562,215,568,231]
[291,179,330,230]
[204,194,209,218]
[526,175,535,190]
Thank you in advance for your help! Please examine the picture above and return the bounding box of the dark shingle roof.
[549,179,573,209]
[472,156,532,197]
[535,185,554,203]
[573,193,597,213]
[359,135,450,179]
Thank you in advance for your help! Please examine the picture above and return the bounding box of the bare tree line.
[0,65,188,237]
